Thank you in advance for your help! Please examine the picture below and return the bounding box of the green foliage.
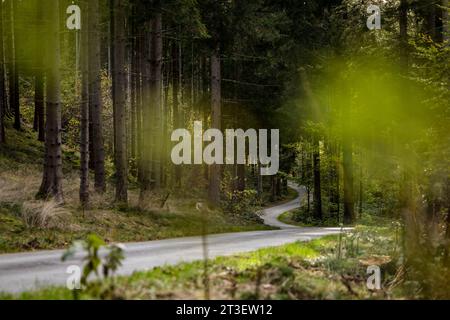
[62,234,125,287]
[221,188,262,224]
[218,170,264,224]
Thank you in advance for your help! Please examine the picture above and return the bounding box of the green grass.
[0,202,273,253]
[3,223,414,300]
[0,125,79,171]
[278,211,303,226]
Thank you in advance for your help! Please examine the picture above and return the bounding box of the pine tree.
[79,0,90,207]
[0,0,6,143]
[208,45,221,205]
[37,0,64,204]
[112,0,128,203]
[88,0,106,193]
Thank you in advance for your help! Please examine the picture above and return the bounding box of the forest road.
[0,183,345,294]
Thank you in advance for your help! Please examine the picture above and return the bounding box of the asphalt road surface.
[0,184,344,294]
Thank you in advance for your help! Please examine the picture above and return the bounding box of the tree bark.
[399,0,408,70]
[33,0,44,141]
[37,0,64,204]
[172,40,182,187]
[443,0,449,43]
[343,136,354,225]
[257,162,263,197]
[79,0,90,207]
[130,7,137,162]
[208,46,221,205]
[424,1,437,41]
[313,138,322,220]
[140,19,152,192]
[136,24,143,185]
[358,163,363,217]
[34,70,45,142]
[88,0,106,193]
[237,164,246,191]
[0,0,6,143]
[112,0,128,203]
[150,12,162,189]
[7,0,19,130]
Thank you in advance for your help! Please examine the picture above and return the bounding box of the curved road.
[0,184,344,294]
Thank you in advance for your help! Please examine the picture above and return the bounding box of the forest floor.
[2,217,412,300]
[0,127,295,254]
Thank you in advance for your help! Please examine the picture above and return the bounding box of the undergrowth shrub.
[21,200,70,229]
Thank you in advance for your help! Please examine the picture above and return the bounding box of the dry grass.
[21,200,71,229]
[0,167,41,203]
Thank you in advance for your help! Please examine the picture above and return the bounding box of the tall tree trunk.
[79,0,90,207]
[3,0,12,117]
[313,138,322,220]
[445,177,450,241]
[172,41,182,187]
[343,136,354,225]
[112,0,128,203]
[33,0,44,141]
[358,163,363,217]
[34,70,45,142]
[257,162,263,197]
[136,26,144,185]
[424,1,437,41]
[399,0,408,70]
[88,0,106,193]
[0,0,5,143]
[162,49,170,187]
[443,0,449,43]
[202,56,209,182]
[130,8,137,163]
[208,46,221,205]
[140,20,152,192]
[150,12,162,189]
[37,0,64,204]
[237,164,246,191]
[8,0,19,130]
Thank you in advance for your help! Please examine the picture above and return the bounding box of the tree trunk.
[343,137,354,225]
[140,20,152,192]
[237,164,246,191]
[130,8,137,163]
[443,0,449,43]
[257,162,263,197]
[424,1,437,41]
[34,70,45,142]
[88,0,106,193]
[162,51,170,187]
[172,40,182,186]
[0,0,6,143]
[399,0,408,70]
[8,0,19,130]
[359,167,363,218]
[150,12,163,189]
[313,138,322,220]
[445,178,450,240]
[112,0,128,203]
[208,46,221,205]
[37,0,64,204]
[136,25,143,185]
[270,176,276,201]
[79,0,90,207]
[307,187,311,215]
